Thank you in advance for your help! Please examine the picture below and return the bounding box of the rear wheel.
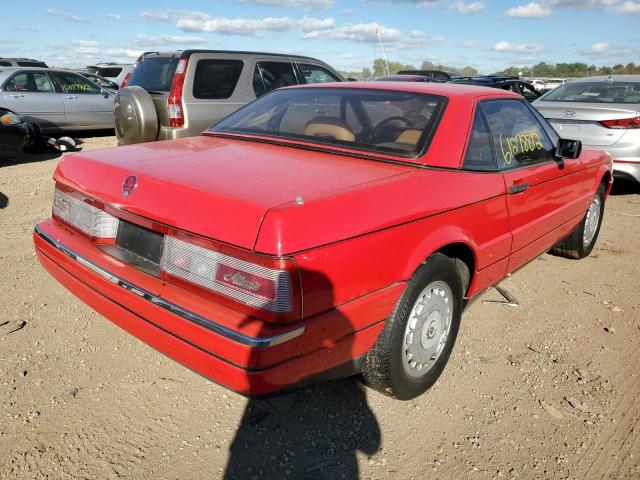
[551,184,605,259]
[362,253,463,400]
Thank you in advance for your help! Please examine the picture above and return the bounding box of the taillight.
[168,57,189,128]
[120,71,132,88]
[52,187,118,243]
[599,116,640,129]
[160,235,301,323]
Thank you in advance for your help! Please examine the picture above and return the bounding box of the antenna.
[376,27,389,76]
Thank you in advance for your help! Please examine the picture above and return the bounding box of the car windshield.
[127,56,178,92]
[209,87,446,156]
[542,81,640,104]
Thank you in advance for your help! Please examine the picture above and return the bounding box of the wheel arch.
[402,227,478,297]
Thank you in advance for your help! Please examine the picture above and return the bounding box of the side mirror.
[347,77,358,82]
[555,138,582,159]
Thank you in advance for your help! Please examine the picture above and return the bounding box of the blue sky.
[2,1,639,73]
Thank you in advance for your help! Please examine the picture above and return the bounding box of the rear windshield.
[210,87,446,157]
[542,81,640,104]
[0,61,10,66]
[17,61,47,68]
[96,67,122,78]
[127,56,178,93]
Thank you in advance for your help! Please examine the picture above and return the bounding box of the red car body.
[34,83,613,397]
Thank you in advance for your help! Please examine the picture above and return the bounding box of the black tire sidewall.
[578,184,606,258]
[387,255,463,400]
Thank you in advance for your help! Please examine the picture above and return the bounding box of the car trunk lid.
[54,135,411,250]
[535,101,638,146]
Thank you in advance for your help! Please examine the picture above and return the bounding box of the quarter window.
[463,110,496,171]
[480,99,554,170]
[298,64,339,84]
[193,59,243,99]
[4,72,55,93]
[253,62,297,98]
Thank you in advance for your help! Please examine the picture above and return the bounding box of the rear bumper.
[157,125,198,141]
[612,160,640,182]
[34,220,403,396]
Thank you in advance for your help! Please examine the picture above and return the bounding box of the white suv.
[85,63,134,87]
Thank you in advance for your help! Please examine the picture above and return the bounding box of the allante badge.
[122,175,137,198]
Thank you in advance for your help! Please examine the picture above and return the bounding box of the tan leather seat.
[304,117,356,142]
[394,129,422,145]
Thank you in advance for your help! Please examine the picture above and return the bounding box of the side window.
[252,62,297,98]
[463,110,497,171]
[480,99,555,170]
[0,61,11,66]
[97,67,122,78]
[298,64,339,84]
[52,72,101,94]
[519,83,540,102]
[193,59,243,99]
[4,72,55,93]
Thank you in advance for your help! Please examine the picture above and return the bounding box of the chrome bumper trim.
[35,225,305,348]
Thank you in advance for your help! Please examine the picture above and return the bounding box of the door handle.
[10,94,24,98]
[508,181,529,194]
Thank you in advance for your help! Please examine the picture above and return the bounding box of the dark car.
[449,76,541,102]
[397,70,462,82]
[0,109,31,154]
[375,75,433,82]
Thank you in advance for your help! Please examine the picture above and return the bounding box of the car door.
[480,99,588,273]
[50,71,114,129]
[247,59,297,101]
[2,71,65,130]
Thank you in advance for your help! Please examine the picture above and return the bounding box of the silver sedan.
[0,67,114,132]
[533,75,640,182]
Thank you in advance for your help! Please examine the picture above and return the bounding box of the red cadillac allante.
[34,83,612,400]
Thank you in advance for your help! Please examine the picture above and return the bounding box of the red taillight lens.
[599,116,640,129]
[120,71,132,88]
[160,235,301,323]
[168,57,189,128]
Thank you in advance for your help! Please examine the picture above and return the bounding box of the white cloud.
[178,16,297,36]
[298,16,336,32]
[138,10,209,22]
[72,39,100,47]
[451,1,486,14]
[505,2,552,17]
[493,41,544,52]
[131,34,206,47]
[44,8,84,22]
[301,21,404,43]
[581,42,639,56]
[239,0,333,8]
[613,1,640,12]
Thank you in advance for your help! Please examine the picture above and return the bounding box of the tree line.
[340,59,640,79]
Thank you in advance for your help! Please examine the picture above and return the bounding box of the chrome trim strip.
[34,225,305,348]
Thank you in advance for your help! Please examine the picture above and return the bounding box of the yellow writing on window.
[63,84,92,93]
[499,130,544,165]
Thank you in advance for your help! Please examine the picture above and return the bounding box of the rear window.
[96,67,122,78]
[542,81,640,104]
[193,59,243,99]
[210,87,446,157]
[0,61,11,66]
[127,57,178,93]
[17,61,47,68]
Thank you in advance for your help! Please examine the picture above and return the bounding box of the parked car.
[34,82,612,399]
[449,76,542,102]
[114,50,344,145]
[0,67,115,132]
[0,109,31,154]
[77,72,119,91]
[85,63,134,87]
[0,57,48,68]
[375,74,433,82]
[397,70,462,82]
[534,75,640,182]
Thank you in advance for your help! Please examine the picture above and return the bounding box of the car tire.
[362,253,463,400]
[551,184,605,260]
[114,86,158,145]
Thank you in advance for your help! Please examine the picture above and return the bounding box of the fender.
[401,224,478,281]
[594,157,614,196]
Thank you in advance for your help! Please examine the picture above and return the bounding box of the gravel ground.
[1,135,639,480]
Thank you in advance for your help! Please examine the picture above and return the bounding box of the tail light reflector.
[168,57,189,128]
[599,116,640,129]
[120,71,132,88]
[52,187,118,242]
[160,235,300,323]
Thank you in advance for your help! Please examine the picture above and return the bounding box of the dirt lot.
[1,136,639,480]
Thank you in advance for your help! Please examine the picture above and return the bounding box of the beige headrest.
[395,129,422,145]
[305,118,355,142]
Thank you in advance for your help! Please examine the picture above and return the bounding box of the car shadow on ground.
[610,178,640,196]
[222,270,381,480]
[0,192,7,209]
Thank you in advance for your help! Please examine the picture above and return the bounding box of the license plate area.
[99,220,164,276]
